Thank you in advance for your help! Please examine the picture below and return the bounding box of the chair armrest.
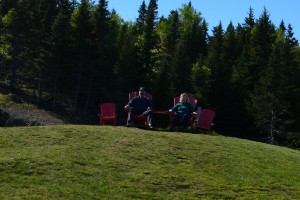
[190,113,197,119]
[167,110,175,115]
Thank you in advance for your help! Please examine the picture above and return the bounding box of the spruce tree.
[229,7,257,135]
[154,11,180,108]
[50,0,73,107]
[246,8,277,137]
[92,0,112,110]
[143,0,158,88]
[114,22,143,105]
[135,0,147,35]
[70,0,95,113]
[206,22,224,106]
[248,8,276,89]
[168,2,204,95]
[274,24,300,132]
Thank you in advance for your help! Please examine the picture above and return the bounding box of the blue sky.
[107,0,300,40]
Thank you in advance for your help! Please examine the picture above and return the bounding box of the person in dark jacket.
[124,87,153,128]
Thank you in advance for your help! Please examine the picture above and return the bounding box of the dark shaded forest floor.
[0,106,67,126]
[0,85,97,126]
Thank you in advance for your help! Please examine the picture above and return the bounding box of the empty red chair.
[194,109,215,132]
[99,103,117,125]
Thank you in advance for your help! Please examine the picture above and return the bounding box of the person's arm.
[124,97,136,109]
[169,104,178,112]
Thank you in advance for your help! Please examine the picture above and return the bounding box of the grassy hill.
[1,125,300,199]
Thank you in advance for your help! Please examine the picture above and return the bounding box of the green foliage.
[191,63,211,102]
[0,93,36,108]
[1,8,16,26]
[278,132,300,150]
[0,125,300,199]
[0,34,11,60]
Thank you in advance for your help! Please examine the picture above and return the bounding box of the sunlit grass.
[0,125,300,199]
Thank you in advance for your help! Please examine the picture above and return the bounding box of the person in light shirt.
[169,93,197,131]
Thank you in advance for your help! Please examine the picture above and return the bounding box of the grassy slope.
[1,125,300,199]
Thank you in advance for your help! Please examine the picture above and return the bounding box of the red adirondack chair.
[129,91,152,100]
[126,91,152,126]
[99,103,117,125]
[169,96,198,127]
[194,109,215,132]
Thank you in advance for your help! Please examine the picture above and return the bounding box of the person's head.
[139,87,145,97]
[179,93,188,103]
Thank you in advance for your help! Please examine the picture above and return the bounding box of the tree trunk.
[84,72,94,113]
[52,65,59,108]
[73,63,83,113]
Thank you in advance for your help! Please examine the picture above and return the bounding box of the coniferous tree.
[91,0,112,111]
[190,18,209,102]
[274,23,300,132]
[228,7,257,135]
[212,22,239,133]
[114,22,143,106]
[143,0,158,88]
[1,0,30,91]
[206,23,224,106]
[100,7,121,103]
[180,1,203,64]
[114,0,153,98]
[1,8,21,91]
[50,0,73,107]
[284,25,300,131]
[234,7,256,90]
[153,11,180,108]
[20,0,59,103]
[169,2,203,95]
[247,8,277,137]
[135,0,147,35]
[0,3,10,82]
[70,0,95,113]
[198,19,209,60]
[248,8,275,89]
[250,65,278,140]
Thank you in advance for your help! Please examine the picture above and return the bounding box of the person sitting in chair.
[169,93,197,131]
[124,87,153,129]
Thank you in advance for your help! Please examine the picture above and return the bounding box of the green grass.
[1,125,300,199]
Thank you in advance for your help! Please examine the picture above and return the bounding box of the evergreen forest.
[0,0,299,144]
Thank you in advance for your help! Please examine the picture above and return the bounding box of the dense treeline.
[0,0,299,142]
